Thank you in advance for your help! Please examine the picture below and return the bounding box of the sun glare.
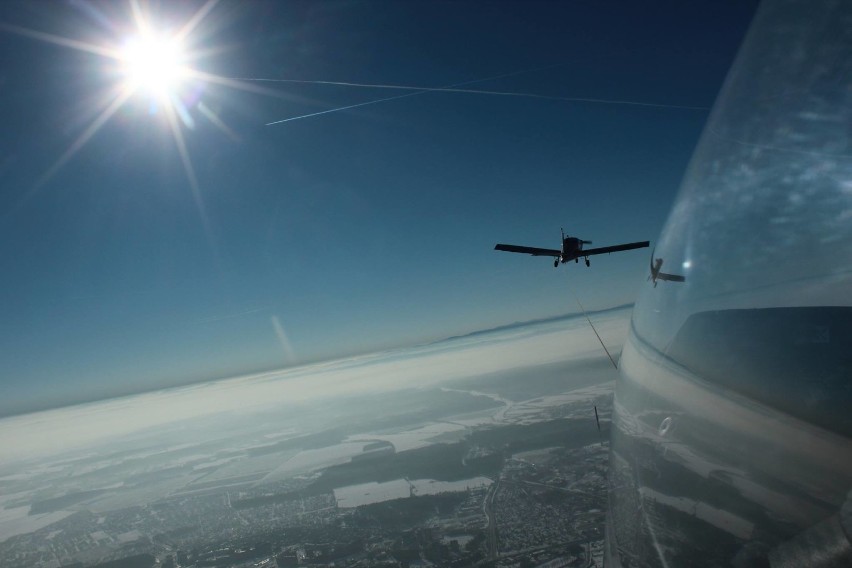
[9,0,264,209]
[120,34,185,97]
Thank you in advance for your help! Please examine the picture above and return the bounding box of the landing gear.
[554,259,559,268]
[585,258,590,267]
[575,258,579,263]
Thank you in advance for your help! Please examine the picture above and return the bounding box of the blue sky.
[0,1,757,415]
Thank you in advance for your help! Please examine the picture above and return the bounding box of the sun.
[2,0,284,200]
[120,34,186,98]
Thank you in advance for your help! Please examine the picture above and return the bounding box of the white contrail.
[266,90,424,125]
[263,64,621,126]
[246,77,709,112]
[252,64,708,125]
[264,65,561,125]
[271,314,298,364]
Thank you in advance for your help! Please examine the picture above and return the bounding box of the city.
[0,336,618,568]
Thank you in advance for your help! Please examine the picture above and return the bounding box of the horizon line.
[0,302,635,420]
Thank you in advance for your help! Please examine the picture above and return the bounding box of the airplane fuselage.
[560,236,584,263]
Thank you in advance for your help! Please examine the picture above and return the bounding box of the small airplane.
[495,229,649,268]
[649,251,686,286]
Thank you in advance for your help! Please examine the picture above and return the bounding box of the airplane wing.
[655,272,686,283]
[650,254,686,284]
[580,241,650,256]
[494,244,561,257]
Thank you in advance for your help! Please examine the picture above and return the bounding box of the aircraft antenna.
[594,405,603,447]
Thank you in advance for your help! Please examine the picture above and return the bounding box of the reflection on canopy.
[609,1,852,566]
[634,0,852,351]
